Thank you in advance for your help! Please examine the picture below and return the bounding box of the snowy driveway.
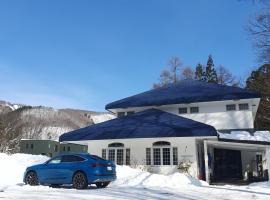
[1,153,270,200]
[1,183,270,200]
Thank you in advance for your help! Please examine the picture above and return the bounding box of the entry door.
[214,148,242,181]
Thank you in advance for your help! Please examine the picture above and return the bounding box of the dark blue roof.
[59,109,217,142]
[106,80,260,109]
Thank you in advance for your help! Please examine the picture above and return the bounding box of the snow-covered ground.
[1,153,270,200]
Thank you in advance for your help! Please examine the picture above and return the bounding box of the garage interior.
[197,140,270,185]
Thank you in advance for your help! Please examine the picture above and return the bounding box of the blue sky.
[0,0,263,111]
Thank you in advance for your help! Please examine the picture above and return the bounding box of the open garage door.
[214,148,242,181]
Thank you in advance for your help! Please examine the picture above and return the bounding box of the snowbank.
[0,153,49,187]
[0,153,205,190]
[112,165,207,188]
[218,131,270,142]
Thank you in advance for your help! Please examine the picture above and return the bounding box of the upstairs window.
[226,104,236,111]
[190,107,199,113]
[239,103,249,110]
[127,111,135,115]
[117,112,125,118]
[178,107,188,114]
[30,144,34,149]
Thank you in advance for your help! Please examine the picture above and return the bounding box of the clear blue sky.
[0,0,263,111]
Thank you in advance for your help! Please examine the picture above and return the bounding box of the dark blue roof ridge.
[106,80,260,110]
[59,108,217,142]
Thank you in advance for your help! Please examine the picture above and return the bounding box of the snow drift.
[0,153,205,189]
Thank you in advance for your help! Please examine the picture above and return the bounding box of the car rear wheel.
[25,171,39,186]
[72,172,88,189]
[95,181,110,188]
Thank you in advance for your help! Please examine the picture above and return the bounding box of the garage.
[213,148,242,181]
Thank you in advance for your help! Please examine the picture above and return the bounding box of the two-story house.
[60,80,270,184]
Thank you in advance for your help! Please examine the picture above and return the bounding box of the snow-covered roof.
[59,109,217,142]
[218,131,270,144]
[106,80,260,110]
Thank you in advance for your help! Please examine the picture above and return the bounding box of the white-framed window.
[178,107,188,114]
[146,148,151,165]
[117,112,125,117]
[146,141,178,166]
[226,104,236,111]
[239,103,249,110]
[102,143,130,165]
[190,107,199,113]
[173,147,178,165]
[108,149,115,162]
[153,148,161,165]
[102,149,106,159]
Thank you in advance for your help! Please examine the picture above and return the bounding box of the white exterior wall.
[82,137,215,176]
[110,98,260,130]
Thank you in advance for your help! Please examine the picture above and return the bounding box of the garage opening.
[213,148,242,181]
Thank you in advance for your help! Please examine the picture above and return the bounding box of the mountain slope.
[0,101,114,153]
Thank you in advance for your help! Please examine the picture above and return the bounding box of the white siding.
[83,136,215,176]
[110,98,260,130]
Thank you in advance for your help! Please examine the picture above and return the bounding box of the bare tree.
[216,65,238,85]
[168,57,182,83]
[153,69,172,89]
[248,5,270,63]
[182,66,195,79]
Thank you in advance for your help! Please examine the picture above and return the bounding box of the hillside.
[0,100,114,153]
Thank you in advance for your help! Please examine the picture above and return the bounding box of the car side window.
[61,155,85,163]
[48,156,62,164]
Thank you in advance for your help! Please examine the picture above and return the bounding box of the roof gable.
[106,80,260,110]
[59,109,217,142]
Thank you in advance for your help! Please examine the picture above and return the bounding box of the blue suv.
[24,153,116,189]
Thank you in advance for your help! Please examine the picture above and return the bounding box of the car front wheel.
[72,172,88,189]
[95,181,110,188]
[25,171,39,186]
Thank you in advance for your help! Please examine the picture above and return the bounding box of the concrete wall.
[110,98,260,130]
[82,136,215,176]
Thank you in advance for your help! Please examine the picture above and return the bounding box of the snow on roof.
[218,131,270,143]
[106,80,260,110]
[59,108,217,142]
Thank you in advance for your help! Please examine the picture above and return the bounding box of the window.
[116,149,124,165]
[26,144,29,149]
[190,107,199,113]
[67,146,71,151]
[239,103,249,110]
[162,148,170,165]
[30,144,34,149]
[63,146,66,151]
[102,149,106,159]
[178,107,188,114]
[117,112,125,117]
[54,145,58,152]
[153,141,171,146]
[173,147,178,165]
[48,156,61,164]
[146,148,151,165]
[226,104,236,111]
[153,148,161,165]
[127,111,135,115]
[108,143,124,148]
[61,155,85,162]
[126,148,130,165]
[108,149,115,162]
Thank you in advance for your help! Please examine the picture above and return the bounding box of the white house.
[60,80,270,184]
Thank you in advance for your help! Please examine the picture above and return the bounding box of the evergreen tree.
[246,64,270,130]
[195,63,204,80]
[203,55,218,83]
